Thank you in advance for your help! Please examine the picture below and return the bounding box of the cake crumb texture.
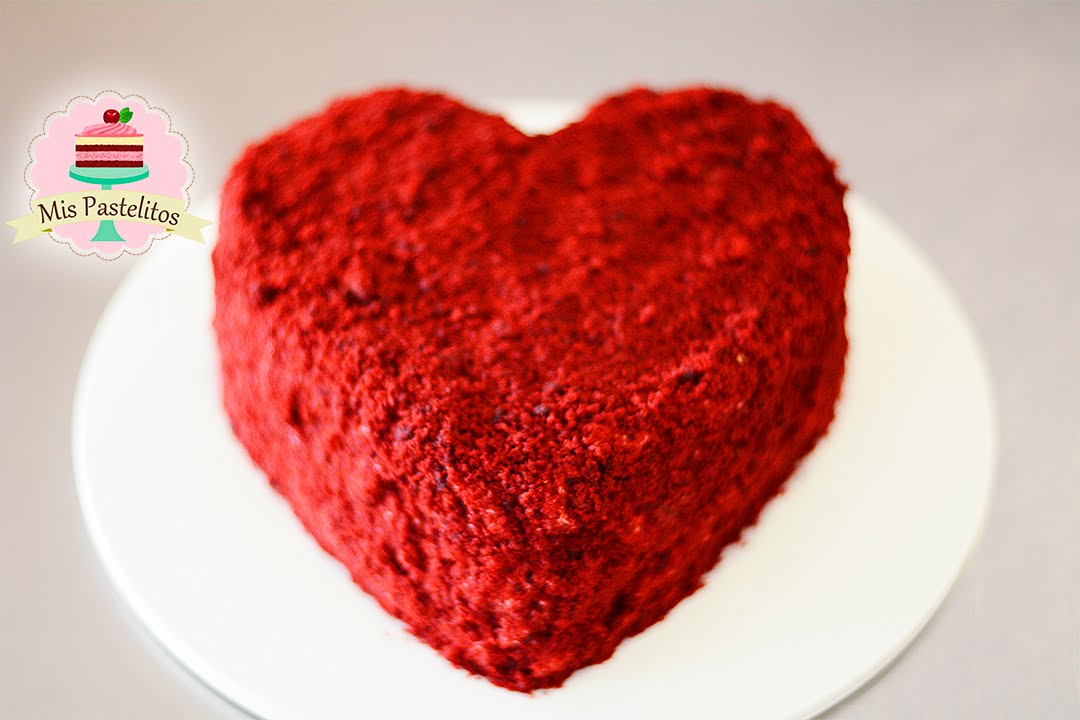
[213,87,849,692]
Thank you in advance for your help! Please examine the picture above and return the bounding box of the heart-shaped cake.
[213,87,849,692]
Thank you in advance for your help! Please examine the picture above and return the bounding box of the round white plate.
[73,102,996,720]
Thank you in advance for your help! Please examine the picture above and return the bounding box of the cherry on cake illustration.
[70,107,150,243]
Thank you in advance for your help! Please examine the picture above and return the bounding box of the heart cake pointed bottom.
[213,87,849,692]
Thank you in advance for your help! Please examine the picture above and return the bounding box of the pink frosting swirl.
[79,122,140,137]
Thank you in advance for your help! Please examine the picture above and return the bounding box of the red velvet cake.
[212,87,849,692]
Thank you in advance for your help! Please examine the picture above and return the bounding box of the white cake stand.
[72,102,995,720]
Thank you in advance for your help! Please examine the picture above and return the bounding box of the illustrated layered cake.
[74,107,143,168]
[212,87,850,692]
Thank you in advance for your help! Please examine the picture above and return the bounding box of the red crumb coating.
[213,87,849,692]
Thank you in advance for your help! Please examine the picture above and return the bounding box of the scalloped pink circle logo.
[7,92,210,257]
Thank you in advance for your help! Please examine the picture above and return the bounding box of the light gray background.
[1,2,1077,718]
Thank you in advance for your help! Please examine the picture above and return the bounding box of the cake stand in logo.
[68,165,150,243]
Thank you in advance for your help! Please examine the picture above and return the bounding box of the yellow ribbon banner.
[7,190,211,245]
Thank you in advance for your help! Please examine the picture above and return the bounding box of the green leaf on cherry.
[119,107,133,123]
